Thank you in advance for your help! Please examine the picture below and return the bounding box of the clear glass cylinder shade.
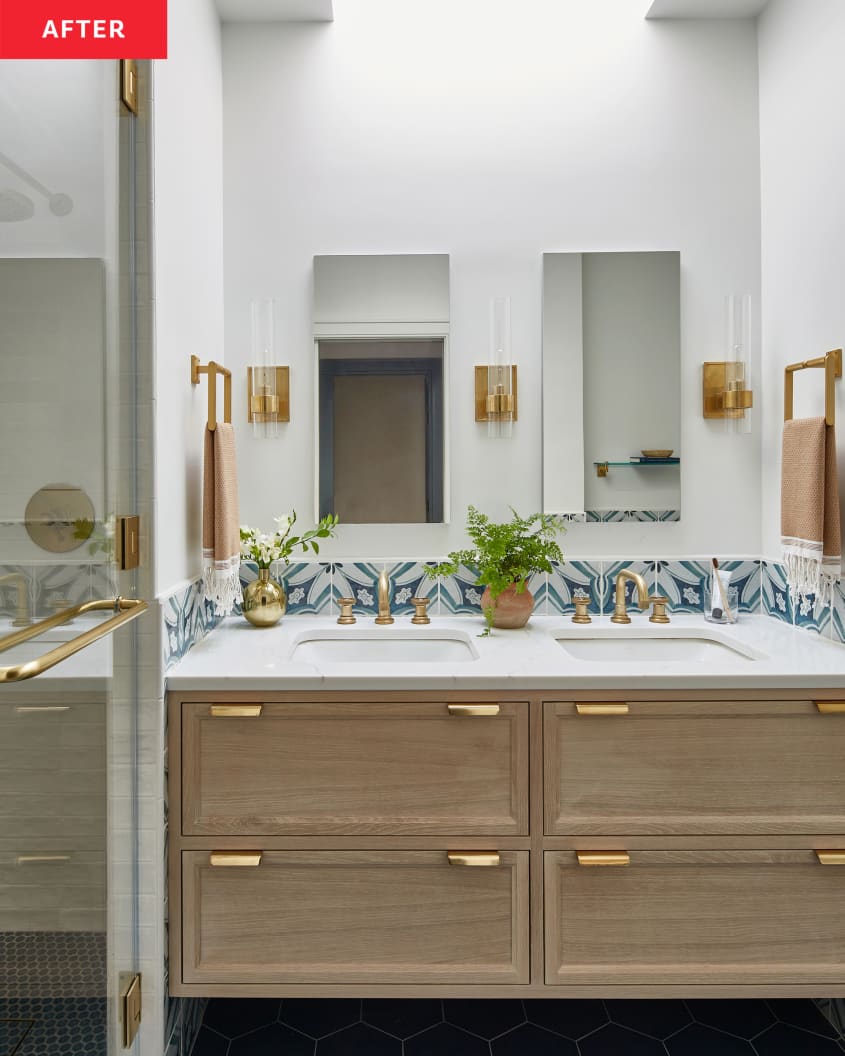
[487,295,513,439]
[724,293,752,435]
[250,297,279,437]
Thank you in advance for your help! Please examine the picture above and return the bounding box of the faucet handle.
[648,595,670,624]
[410,597,431,625]
[571,597,592,625]
[337,597,356,625]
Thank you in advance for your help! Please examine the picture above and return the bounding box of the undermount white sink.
[554,626,764,663]
[290,628,480,664]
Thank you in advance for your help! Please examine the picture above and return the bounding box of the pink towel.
[202,423,242,615]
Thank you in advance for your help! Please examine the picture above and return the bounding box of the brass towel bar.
[0,597,147,683]
[784,348,842,427]
[191,355,232,431]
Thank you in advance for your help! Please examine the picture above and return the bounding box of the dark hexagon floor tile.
[607,1000,691,1039]
[361,999,442,1038]
[524,999,608,1039]
[191,1025,230,1056]
[492,1021,578,1055]
[687,1000,775,1039]
[444,998,524,1039]
[204,999,281,1039]
[768,1001,840,1038]
[281,999,360,1039]
[666,1023,754,1055]
[579,1023,666,1056]
[316,1022,400,1055]
[229,1022,314,1056]
[405,1022,490,1056]
[754,1023,844,1055]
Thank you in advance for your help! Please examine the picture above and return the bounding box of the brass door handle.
[815,701,845,714]
[577,851,630,867]
[0,598,147,683]
[447,851,500,867]
[447,704,500,717]
[575,703,629,716]
[209,852,263,867]
[816,850,845,865]
[209,704,263,718]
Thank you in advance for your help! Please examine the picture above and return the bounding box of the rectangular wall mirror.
[314,254,449,525]
[542,250,681,522]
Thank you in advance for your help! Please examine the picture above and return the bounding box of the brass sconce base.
[247,366,290,423]
[475,365,518,422]
[702,362,753,419]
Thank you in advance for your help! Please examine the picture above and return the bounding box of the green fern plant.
[426,505,566,634]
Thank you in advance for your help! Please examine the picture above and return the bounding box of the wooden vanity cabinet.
[169,689,845,997]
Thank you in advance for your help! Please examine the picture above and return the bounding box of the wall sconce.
[702,294,753,433]
[247,298,290,436]
[475,296,518,438]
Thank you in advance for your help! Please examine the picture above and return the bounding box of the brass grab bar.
[784,348,841,427]
[0,597,147,683]
[191,355,232,431]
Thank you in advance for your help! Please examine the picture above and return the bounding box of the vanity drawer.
[182,700,528,835]
[545,847,845,986]
[544,699,845,834]
[182,849,529,985]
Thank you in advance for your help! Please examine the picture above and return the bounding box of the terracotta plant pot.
[480,583,534,629]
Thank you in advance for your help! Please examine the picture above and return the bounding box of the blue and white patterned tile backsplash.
[159,555,845,668]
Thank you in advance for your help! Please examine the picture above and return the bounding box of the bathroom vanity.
[166,616,845,999]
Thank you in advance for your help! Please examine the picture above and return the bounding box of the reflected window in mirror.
[542,250,681,522]
[318,340,444,524]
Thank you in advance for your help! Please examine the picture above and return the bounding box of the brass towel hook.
[784,348,842,428]
[191,355,232,431]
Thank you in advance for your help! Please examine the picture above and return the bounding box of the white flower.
[274,515,291,534]
[573,588,589,600]
[775,592,786,612]
[395,587,412,604]
[466,588,482,605]
[683,586,700,604]
[800,595,813,616]
[289,587,305,604]
[358,588,374,606]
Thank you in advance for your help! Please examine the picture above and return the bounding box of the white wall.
[220,0,761,559]
[153,0,225,595]
[758,0,845,559]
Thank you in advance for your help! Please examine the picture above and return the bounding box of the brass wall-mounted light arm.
[247,366,290,423]
[474,365,518,422]
[702,361,754,419]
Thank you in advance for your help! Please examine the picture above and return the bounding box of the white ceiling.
[215,0,333,22]
[646,0,769,17]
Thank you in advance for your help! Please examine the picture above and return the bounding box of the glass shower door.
[0,60,144,1055]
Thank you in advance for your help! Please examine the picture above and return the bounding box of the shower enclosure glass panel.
[0,61,142,1056]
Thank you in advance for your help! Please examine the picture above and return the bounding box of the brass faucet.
[610,569,650,625]
[0,573,31,626]
[374,568,394,625]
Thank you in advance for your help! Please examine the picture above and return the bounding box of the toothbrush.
[714,557,730,620]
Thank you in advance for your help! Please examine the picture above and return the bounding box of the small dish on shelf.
[641,449,673,459]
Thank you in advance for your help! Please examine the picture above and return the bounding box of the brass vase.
[242,567,286,628]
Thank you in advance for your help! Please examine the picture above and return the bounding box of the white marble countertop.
[166,612,845,692]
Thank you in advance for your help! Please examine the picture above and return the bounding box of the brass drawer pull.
[577,851,630,867]
[210,704,263,718]
[15,705,70,714]
[16,855,71,865]
[575,703,629,716]
[815,701,845,714]
[816,850,845,865]
[447,704,500,717]
[447,851,500,867]
[210,852,262,867]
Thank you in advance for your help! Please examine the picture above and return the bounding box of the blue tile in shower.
[405,1022,489,1056]
[276,562,332,615]
[600,560,656,614]
[492,1022,578,1055]
[762,561,793,625]
[361,999,442,1039]
[523,999,607,1039]
[579,1022,666,1056]
[686,998,774,1038]
[753,1022,843,1055]
[546,560,602,616]
[229,1022,314,1056]
[654,560,708,614]
[665,1023,753,1055]
[444,998,524,1039]
[318,1022,399,1056]
[607,999,691,1039]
